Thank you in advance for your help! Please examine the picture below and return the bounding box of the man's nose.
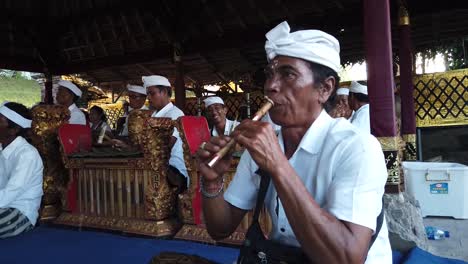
[264,76,280,94]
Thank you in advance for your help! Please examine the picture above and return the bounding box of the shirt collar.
[68,103,78,111]
[154,102,173,117]
[278,109,333,155]
[2,136,26,159]
[355,104,369,114]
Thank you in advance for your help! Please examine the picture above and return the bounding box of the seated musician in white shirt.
[55,80,87,125]
[0,102,43,238]
[112,76,189,191]
[117,84,149,137]
[196,21,391,263]
[203,96,238,136]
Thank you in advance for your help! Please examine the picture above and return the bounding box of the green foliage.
[0,76,41,107]
[419,39,467,71]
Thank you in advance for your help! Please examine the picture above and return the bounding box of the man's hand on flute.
[231,119,284,175]
[196,135,233,183]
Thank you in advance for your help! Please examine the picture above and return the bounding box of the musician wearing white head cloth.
[0,102,43,238]
[329,87,353,119]
[144,75,188,190]
[203,96,238,136]
[117,84,149,136]
[198,21,391,263]
[55,80,87,125]
[349,81,371,134]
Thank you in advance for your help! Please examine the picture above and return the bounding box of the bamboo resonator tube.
[207,97,274,168]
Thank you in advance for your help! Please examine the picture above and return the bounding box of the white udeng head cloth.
[58,80,82,97]
[336,88,349,96]
[265,21,341,73]
[142,75,171,89]
[127,84,146,95]
[0,104,32,128]
[349,81,368,95]
[203,96,225,108]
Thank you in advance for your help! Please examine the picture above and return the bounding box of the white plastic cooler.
[403,161,468,219]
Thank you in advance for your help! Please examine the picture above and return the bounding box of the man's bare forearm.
[202,192,246,240]
[270,161,371,263]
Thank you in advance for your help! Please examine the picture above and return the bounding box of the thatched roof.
[0,0,467,87]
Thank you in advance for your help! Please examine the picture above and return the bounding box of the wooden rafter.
[274,0,294,21]
[93,19,108,56]
[200,0,224,36]
[224,0,247,29]
[71,26,84,60]
[134,9,146,34]
[80,24,95,57]
[198,54,235,92]
[120,13,137,49]
[136,63,154,75]
[247,0,269,26]
[107,15,124,52]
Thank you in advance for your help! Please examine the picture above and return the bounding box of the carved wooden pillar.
[363,0,401,193]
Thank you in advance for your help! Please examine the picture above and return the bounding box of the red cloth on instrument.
[58,124,92,213]
[179,116,210,225]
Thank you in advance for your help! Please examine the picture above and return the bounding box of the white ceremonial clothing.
[68,104,87,125]
[224,110,392,264]
[151,103,188,183]
[211,119,238,137]
[91,121,112,133]
[0,136,43,226]
[120,105,149,136]
[350,104,370,134]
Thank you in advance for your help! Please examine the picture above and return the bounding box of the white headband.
[203,96,225,108]
[0,105,32,128]
[349,81,368,95]
[58,80,82,97]
[127,84,146,95]
[336,88,349,96]
[265,21,341,73]
[142,75,171,89]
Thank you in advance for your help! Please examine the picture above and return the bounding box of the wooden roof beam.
[247,0,269,26]
[274,0,295,21]
[120,13,138,49]
[224,0,247,29]
[79,24,95,57]
[93,19,108,56]
[198,54,234,91]
[110,68,130,80]
[107,15,124,52]
[133,9,146,34]
[200,0,224,36]
[70,26,84,60]
[136,63,155,75]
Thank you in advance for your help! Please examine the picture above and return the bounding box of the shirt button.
[280,227,285,232]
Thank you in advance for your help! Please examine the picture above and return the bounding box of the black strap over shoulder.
[251,169,384,250]
[252,169,271,222]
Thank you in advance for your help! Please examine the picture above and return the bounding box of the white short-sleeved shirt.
[68,103,87,125]
[0,136,44,225]
[151,103,188,182]
[120,105,149,136]
[211,119,238,137]
[350,104,370,134]
[224,110,392,263]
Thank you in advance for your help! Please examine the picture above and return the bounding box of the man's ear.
[319,76,336,104]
